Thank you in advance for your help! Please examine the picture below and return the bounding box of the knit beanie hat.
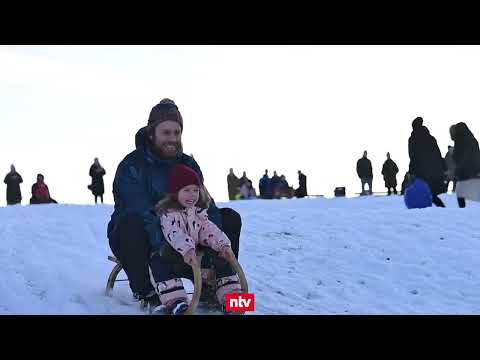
[148,98,183,131]
[167,164,200,194]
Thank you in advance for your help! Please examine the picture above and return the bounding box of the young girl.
[151,164,241,314]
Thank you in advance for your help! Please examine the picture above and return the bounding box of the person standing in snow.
[356,150,373,195]
[227,168,240,201]
[151,164,241,314]
[107,98,243,311]
[381,152,399,195]
[408,116,447,207]
[88,157,106,204]
[258,169,271,199]
[238,171,251,189]
[295,170,307,198]
[4,164,23,205]
[449,122,480,208]
[270,171,282,199]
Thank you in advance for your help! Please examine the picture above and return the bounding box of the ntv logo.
[225,293,255,313]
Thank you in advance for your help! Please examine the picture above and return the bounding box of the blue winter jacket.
[107,127,222,250]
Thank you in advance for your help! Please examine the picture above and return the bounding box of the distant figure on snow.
[444,145,457,192]
[4,164,23,205]
[381,152,399,195]
[30,174,57,204]
[227,168,240,201]
[88,157,106,204]
[450,122,480,208]
[259,170,272,199]
[240,180,257,199]
[270,171,282,199]
[295,170,307,198]
[401,172,411,195]
[408,116,446,207]
[356,150,373,195]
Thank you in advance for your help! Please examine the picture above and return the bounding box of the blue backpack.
[404,178,433,209]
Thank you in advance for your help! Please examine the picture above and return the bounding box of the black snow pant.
[108,208,242,298]
[94,194,104,204]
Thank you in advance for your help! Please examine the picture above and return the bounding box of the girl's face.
[178,184,200,208]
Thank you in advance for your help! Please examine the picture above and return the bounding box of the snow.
[1,194,480,315]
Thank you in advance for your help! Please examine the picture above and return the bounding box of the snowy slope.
[1,194,480,315]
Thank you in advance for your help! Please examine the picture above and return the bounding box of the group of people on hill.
[4,166,57,205]
[356,151,400,196]
[3,158,107,206]
[227,169,307,200]
[357,151,398,195]
[406,117,480,208]
[356,116,480,208]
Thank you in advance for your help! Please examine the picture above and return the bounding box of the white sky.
[1,45,479,205]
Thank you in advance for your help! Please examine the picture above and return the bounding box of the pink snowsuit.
[156,206,240,308]
[161,206,231,258]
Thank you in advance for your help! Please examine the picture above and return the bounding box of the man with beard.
[107,98,242,313]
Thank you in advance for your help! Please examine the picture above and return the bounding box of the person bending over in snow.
[150,164,242,315]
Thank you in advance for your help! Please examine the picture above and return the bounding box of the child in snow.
[152,164,241,314]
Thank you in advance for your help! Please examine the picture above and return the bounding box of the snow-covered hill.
[1,194,480,314]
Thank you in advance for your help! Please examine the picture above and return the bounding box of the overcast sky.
[1,45,479,205]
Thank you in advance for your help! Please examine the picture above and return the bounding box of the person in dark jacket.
[450,122,480,208]
[30,174,57,204]
[107,98,243,313]
[277,175,294,198]
[295,170,307,198]
[88,157,106,204]
[408,117,447,207]
[356,151,373,195]
[258,169,272,199]
[4,164,23,205]
[238,171,251,189]
[444,145,457,192]
[227,168,240,201]
[381,152,399,195]
[270,171,282,199]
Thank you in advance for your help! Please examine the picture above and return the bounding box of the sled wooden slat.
[108,255,120,264]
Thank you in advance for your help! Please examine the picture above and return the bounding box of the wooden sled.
[105,250,248,315]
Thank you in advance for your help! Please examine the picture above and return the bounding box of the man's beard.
[151,140,183,159]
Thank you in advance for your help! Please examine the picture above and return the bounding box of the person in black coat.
[88,157,106,204]
[381,152,399,195]
[295,170,308,198]
[450,122,480,208]
[270,171,282,199]
[408,117,447,207]
[356,151,373,195]
[227,168,240,201]
[238,171,251,189]
[259,169,272,199]
[4,164,23,205]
